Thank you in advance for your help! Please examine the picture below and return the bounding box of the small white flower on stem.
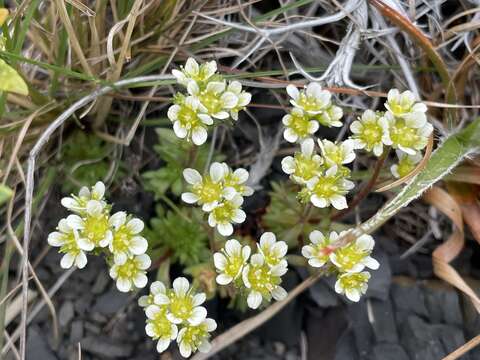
[177,318,217,358]
[330,233,379,273]
[48,217,89,269]
[281,138,323,184]
[257,232,288,268]
[318,139,356,167]
[350,109,392,157]
[172,57,217,87]
[282,107,319,143]
[207,195,246,236]
[221,163,254,197]
[109,254,151,292]
[167,277,207,326]
[145,304,178,353]
[72,200,112,249]
[226,81,252,120]
[286,82,331,115]
[108,211,148,265]
[61,181,106,215]
[334,271,371,302]
[188,81,238,120]
[214,239,251,285]
[302,230,336,268]
[139,281,169,308]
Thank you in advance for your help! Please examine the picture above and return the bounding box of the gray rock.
[400,316,446,360]
[70,320,84,343]
[391,283,428,323]
[309,278,340,307]
[370,298,399,343]
[424,286,462,326]
[348,301,373,358]
[26,325,58,360]
[372,343,409,360]
[91,272,110,294]
[334,330,359,360]
[81,336,133,358]
[59,301,75,327]
[92,288,130,316]
[367,249,391,301]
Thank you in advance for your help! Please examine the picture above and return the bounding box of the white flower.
[188,80,238,119]
[282,107,319,143]
[167,96,213,145]
[226,81,252,120]
[242,253,288,309]
[145,305,178,353]
[208,195,246,236]
[139,281,168,308]
[281,138,323,184]
[172,57,217,87]
[286,82,331,115]
[221,163,254,197]
[330,233,379,273]
[350,109,392,156]
[109,254,151,292]
[385,89,427,126]
[390,150,422,178]
[306,166,355,210]
[214,239,251,285]
[315,104,343,127]
[108,211,148,265]
[177,318,217,358]
[48,217,88,269]
[61,181,106,215]
[167,277,207,326]
[181,163,231,211]
[257,232,288,268]
[386,111,433,155]
[302,230,336,268]
[318,139,356,166]
[334,271,371,302]
[71,200,112,249]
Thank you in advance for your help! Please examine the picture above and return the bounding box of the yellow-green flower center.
[397,157,416,177]
[312,243,332,263]
[192,177,222,204]
[297,93,323,112]
[224,174,245,194]
[288,112,311,137]
[389,120,419,149]
[388,100,412,116]
[148,308,172,339]
[325,146,344,165]
[312,176,339,198]
[59,233,81,256]
[178,105,201,129]
[211,201,236,223]
[200,91,223,115]
[333,244,367,271]
[112,225,133,253]
[294,154,321,181]
[338,272,369,290]
[223,254,244,278]
[181,323,209,349]
[169,293,194,321]
[247,265,280,296]
[83,214,109,246]
[116,257,141,279]
[359,122,382,149]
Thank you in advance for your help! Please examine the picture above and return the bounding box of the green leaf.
[0,184,12,205]
[0,58,28,95]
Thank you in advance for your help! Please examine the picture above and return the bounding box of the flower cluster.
[140,277,216,358]
[48,182,151,293]
[182,162,253,236]
[283,82,343,143]
[214,233,288,309]
[281,138,355,210]
[169,58,251,145]
[302,230,379,302]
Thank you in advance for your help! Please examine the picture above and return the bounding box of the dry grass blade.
[443,333,480,360]
[423,186,480,312]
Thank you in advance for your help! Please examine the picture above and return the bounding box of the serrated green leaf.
[0,58,28,95]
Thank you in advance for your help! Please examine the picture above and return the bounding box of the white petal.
[185,57,199,75]
[309,230,324,244]
[346,288,361,302]
[173,277,190,296]
[146,305,161,319]
[188,306,207,325]
[260,232,276,248]
[232,209,246,224]
[60,253,75,269]
[247,291,263,309]
[311,195,327,208]
[48,232,64,247]
[283,128,298,143]
[116,277,132,292]
[221,92,238,109]
[150,281,166,295]
[173,121,188,138]
[217,223,234,236]
[133,273,148,289]
[156,338,171,353]
[182,192,199,204]
[192,126,208,145]
[286,84,299,100]
[179,342,192,358]
[109,211,126,229]
[216,274,233,285]
[86,200,103,216]
[198,340,212,353]
[364,256,380,270]
[77,237,95,251]
[225,239,241,256]
[330,195,348,210]
[233,168,249,183]
[210,162,226,182]
[130,236,148,255]
[301,138,315,156]
[127,218,144,234]
[75,252,88,269]
[153,293,170,305]
[61,197,78,210]
[281,156,295,174]
[136,254,152,269]
[193,293,206,306]
[183,168,202,184]
[205,318,217,332]
[272,286,287,301]
[66,214,83,230]
[213,253,227,270]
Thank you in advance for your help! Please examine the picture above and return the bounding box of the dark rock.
[74,293,93,317]
[370,298,398,343]
[347,301,373,358]
[92,288,130,316]
[70,320,84,343]
[391,283,428,325]
[371,343,409,360]
[91,272,110,294]
[307,307,348,360]
[309,278,340,307]
[424,285,462,326]
[389,257,417,277]
[433,324,468,359]
[412,255,433,278]
[84,321,101,334]
[400,316,446,359]
[367,248,391,301]
[26,325,58,360]
[81,336,133,358]
[334,330,359,360]
[59,301,75,327]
